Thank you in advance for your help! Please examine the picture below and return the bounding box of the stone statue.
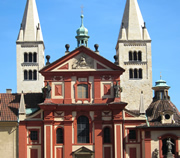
[166,138,174,155]
[114,81,120,98]
[42,81,51,98]
[153,148,158,158]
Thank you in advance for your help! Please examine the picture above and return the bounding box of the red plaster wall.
[64,121,72,158]
[94,122,103,158]
[116,125,121,158]
[46,126,51,158]
[19,123,27,158]
[56,148,63,158]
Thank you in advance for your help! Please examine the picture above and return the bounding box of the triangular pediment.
[73,146,94,155]
[40,46,124,73]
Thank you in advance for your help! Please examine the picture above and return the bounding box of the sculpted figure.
[42,81,51,98]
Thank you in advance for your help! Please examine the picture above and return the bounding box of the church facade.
[0,0,180,158]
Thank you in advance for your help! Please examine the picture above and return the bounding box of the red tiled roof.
[0,93,44,121]
[0,93,19,121]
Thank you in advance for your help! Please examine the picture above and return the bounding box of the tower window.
[129,50,142,61]
[33,52,37,62]
[33,70,37,80]
[56,128,63,144]
[129,51,132,61]
[24,70,37,81]
[138,51,142,61]
[29,53,32,62]
[134,69,138,78]
[77,115,89,143]
[129,69,133,79]
[129,68,143,79]
[134,51,137,61]
[139,69,142,79]
[24,53,28,62]
[24,70,28,80]
[23,52,37,63]
[103,127,111,143]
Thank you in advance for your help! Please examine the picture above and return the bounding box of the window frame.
[28,129,39,144]
[74,78,91,103]
[128,129,137,142]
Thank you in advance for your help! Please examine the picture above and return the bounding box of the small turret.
[76,14,89,47]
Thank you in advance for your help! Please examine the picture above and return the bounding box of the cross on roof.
[81,5,84,14]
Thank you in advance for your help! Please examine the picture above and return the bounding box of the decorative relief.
[103,111,111,116]
[54,111,64,117]
[124,43,146,46]
[55,85,62,96]
[101,75,113,81]
[72,53,94,69]
[52,76,64,81]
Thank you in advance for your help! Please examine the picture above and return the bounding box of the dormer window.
[161,111,174,124]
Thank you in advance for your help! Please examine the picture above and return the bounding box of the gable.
[40,46,124,73]
[52,52,112,72]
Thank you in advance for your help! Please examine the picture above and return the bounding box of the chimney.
[6,89,12,94]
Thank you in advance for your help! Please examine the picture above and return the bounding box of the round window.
[165,114,170,120]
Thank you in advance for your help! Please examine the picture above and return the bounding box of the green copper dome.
[76,14,89,47]
[154,79,169,88]
[76,14,88,36]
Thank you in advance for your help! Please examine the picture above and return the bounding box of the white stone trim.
[52,82,64,99]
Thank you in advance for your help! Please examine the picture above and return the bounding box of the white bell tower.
[116,0,152,110]
[16,0,44,93]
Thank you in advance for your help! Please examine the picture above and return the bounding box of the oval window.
[165,114,170,120]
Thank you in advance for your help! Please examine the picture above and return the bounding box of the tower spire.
[17,0,43,41]
[118,0,150,40]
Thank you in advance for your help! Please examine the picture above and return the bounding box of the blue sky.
[0,0,180,109]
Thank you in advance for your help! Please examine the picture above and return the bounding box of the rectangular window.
[30,131,38,141]
[77,84,88,98]
[129,130,136,140]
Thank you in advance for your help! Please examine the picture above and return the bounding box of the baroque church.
[0,0,180,158]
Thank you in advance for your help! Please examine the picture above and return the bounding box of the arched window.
[33,70,37,80]
[33,52,37,62]
[129,69,133,79]
[24,53,28,62]
[139,69,143,79]
[129,51,132,61]
[29,70,32,80]
[24,70,27,80]
[134,69,138,78]
[56,128,63,144]
[77,115,89,143]
[138,51,142,61]
[133,51,137,61]
[77,84,88,99]
[29,53,32,62]
[103,127,111,143]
